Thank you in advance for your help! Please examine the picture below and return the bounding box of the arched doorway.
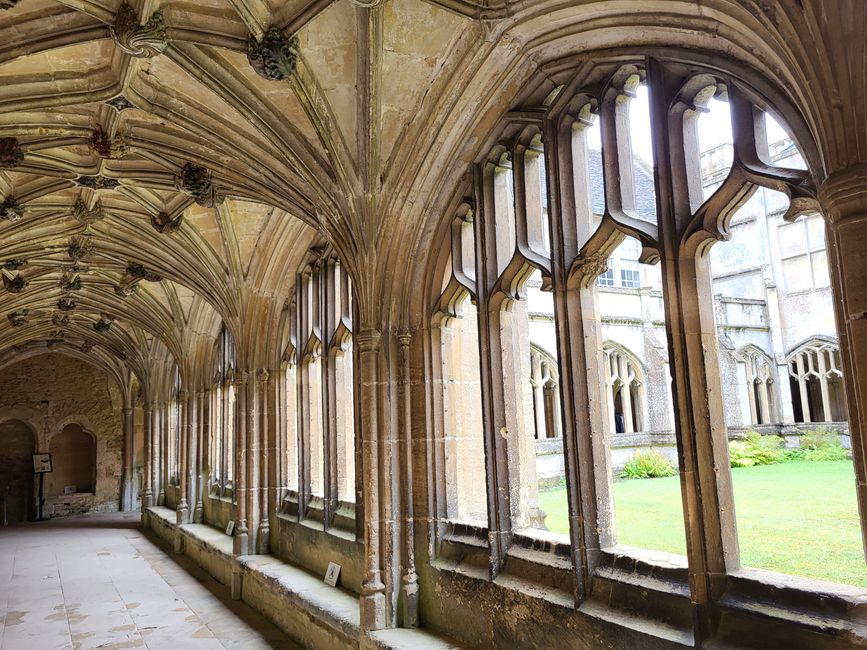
[47,424,96,497]
[0,419,35,524]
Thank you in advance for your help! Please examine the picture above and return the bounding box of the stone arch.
[0,418,36,524]
[47,423,97,497]
[602,342,645,434]
[735,344,778,425]
[786,337,846,423]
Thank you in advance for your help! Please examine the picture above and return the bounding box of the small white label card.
[226,520,236,536]
[324,562,341,587]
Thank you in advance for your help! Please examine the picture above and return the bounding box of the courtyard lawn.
[538,460,867,588]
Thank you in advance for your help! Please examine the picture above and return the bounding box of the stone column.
[357,329,386,630]
[187,390,198,521]
[194,391,205,523]
[122,406,135,511]
[156,406,166,506]
[234,371,250,556]
[141,402,154,511]
[176,390,190,526]
[397,331,419,628]
[818,164,867,558]
[257,369,271,554]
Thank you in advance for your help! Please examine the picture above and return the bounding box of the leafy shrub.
[788,429,849,462]
[620,450,677,479]
[729,431,784,468]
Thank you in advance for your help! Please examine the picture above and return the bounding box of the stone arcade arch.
[0,418,36,524]
[47,423,96,497]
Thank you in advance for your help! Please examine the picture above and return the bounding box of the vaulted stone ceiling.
[0,0,861,393]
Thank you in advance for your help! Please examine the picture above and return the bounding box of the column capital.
[236,369,250,386]
[256,368,270,384]
[356,328,382,353]
[818,163,867,224]
[397,329,413,348]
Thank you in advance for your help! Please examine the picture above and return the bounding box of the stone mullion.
[177,390,190,525]
[796,356,811,422]
[474,162,514,575]
[427,320,448,543]
[142,403,154,509]
[245,372,258,554]
[257,369,271,554]
[647,60,737,641]
[321,260,337,524]
[187,390,198,521]
[397,331,419,627]
[544,113,612,601]
[276,362,288,497]
[234,371,250,556]
[157,405,166,505]
[818,164,867,561]
[194,391,205,523]
[122,405,134,511]
[358,329,386,630]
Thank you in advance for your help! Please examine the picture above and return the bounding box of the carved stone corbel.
[247,28,299,81]
[111,1,168,58]
[571,252,610,286]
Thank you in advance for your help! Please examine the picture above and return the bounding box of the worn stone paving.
[0,512,298,650]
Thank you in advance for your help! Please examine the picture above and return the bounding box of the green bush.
[620,450,677,479]
[788,429,849,462]
[729,431,785,468]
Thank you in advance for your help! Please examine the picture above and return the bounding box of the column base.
[401,571,419,628]
[360,585,387,630]
[193,501,203,523]
[256,522,270,555]
[176,500,189,525]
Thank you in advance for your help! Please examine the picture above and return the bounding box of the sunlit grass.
[538,460,866,587]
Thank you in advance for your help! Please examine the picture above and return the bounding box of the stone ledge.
[143,507,463,649]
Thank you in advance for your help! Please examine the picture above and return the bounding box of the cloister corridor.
[0,513,297,650]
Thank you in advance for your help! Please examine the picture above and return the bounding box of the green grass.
[538,460,867,587]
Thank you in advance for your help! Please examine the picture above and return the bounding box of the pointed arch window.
[603,344,644,434]
[741,347,777,425]
[788,339,846,423]
[210,324,236,496]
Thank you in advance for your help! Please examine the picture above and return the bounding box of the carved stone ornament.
[49,329,65,339]
[80,340,95,353]
[89,129,127,160]
[0,137,23,168]
[0,0,21,9]
[77,175,120,190]
[93,314,113,332]
[126,263,162,282]
[150,211,183,234]
[105,95,135,112]
[58,297,76,312]
[0,196,22,221]
[111,1,168,58]
[247,28,299,81]
[73,198,105,227]
[3,258,26,270]
[114,283,138,297]
[60,274,82,292]
[174,163,223,208]
[52,313,70,327]
[573,252,609,281]
[3,273,27,293]
[68,236,93,261]
[7,309,28,326]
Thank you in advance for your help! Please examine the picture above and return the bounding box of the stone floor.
[0,512,299,650]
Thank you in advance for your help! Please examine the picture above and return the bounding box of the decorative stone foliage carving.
[77,175,120,190]
[52,313,70,327]
[247,28,299,81]
[7,309,28,326]
[57,297,76,311]
[0,196,22,221]
[150,211,183,234]
[0,137,23,168]
[174,163,223,208]
[114,283,137,297]
[73,199,104,226]
[105,95,135,112]
[60,274,82,292]
[126,263,162,282]
[111,2,168,58]
[49,329,64,339]
[68,236,93,261]
[80,340,94,353]
[89,129,127,160]
[93,314,113,332]
[3,274,27,293]
[572,252,609,282]
[3,258,25,270]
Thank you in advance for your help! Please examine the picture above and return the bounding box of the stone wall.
[0,353,124,519]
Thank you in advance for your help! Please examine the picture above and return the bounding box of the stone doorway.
[0,419,35,525]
